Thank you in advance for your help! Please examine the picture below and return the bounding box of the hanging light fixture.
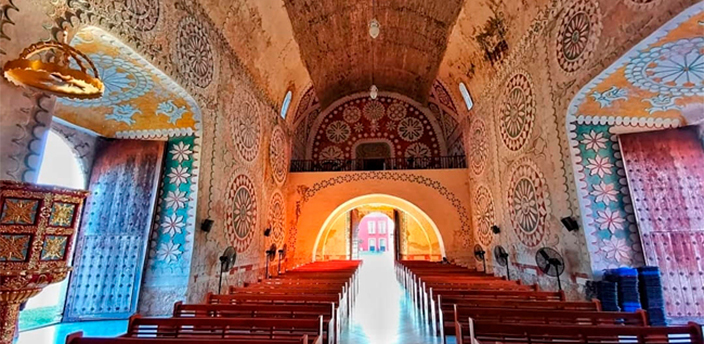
[368,0,379,100]
[2,34,104,99]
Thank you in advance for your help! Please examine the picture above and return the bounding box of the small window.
[369,238,376,252]
[280,91,292,119]
[379,238,386,252]
[459,82,473,111]
[379,221,386,234]
[368,222,375,234]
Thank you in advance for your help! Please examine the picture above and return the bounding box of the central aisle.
[339,254,441,344]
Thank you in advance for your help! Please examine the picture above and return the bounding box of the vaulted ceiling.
[283,0,465,108]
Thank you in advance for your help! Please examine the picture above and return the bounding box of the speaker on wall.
[561,217,579,232]
[201,219,214,233]
[491,225,501,234]
[263,227,272,237]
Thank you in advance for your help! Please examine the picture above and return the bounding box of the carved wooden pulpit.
[0,180,88,344]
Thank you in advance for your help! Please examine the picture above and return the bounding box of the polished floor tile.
[339,254,441,344]
[17,319,127,344]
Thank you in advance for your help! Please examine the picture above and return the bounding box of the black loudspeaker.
[561,217,579,232]
[201,219,214,233]
[263,227,272,237]
[491,225,501,234]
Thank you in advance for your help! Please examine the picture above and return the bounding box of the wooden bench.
[455,318,704,344]
[124,315,325,344]
[434,296,601,339]
[172,302,336,344]
[67,332,311,344]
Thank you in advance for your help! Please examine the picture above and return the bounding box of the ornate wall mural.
[0,0,291,316]
[451,0,699,298]
[225,173,258,253]
[567,3,703,273]
[291,80,465,162]
[269,126,288,185]
[308,95,447,161]
[54,27,201,138]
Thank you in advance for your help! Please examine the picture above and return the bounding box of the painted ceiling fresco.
[574,8,704,122]
[54,27,201,138]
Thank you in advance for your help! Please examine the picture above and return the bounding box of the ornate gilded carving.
[0,180,88,344]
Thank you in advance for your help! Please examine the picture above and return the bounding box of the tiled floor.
[339,254,441,344]
[17,319,127,344]
[18,254,442,344]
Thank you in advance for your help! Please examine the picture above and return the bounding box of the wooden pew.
[172,302,336,344]
[124,315,325,344]
[444,304,648,342]
[455,318,704,344]
[67,331,311,344]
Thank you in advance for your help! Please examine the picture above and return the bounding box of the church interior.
[0,0,703,343]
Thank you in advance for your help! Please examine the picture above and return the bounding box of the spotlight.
[491,225,501,234]
[561,216,579,232]
[201,219,214,233]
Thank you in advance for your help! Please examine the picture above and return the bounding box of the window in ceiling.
[281,90,293,119]
[459,82,474,111]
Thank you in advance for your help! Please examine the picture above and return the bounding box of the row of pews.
[396,260,703,344]
[67,260,361,344]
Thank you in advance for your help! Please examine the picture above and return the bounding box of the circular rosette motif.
[269,126,287,185]
[175,16,214,88]
[405,143,431,168]
[233,101,261,162]
[499,72,536,151]
[474,185,495,246]
[556,0,601,73]
[625,37,704,97]
[397,117,424,142]
[59,55,153,107]
[506,158,550,247]
[387,102,408,121]
[469,119,488,176]
[325,121,351,143]
[225,174,258,253]
[363,100,386,121]
[319,146,343,160]
[268,191,285,246]
[124,0,160,32]
[343,106,362,123]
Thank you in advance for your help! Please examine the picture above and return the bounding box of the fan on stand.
[493,245,511,280]
[265,243,277,279]
[218,246,237,294]
[535,247,565,291]
[473,244,487,272]
[277,244,287,275]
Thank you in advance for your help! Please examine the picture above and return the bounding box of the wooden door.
[64,139,165,321]
[619,127,704,319]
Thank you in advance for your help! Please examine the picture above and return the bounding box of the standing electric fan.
[265,243,277,279]
[493,245,511,280]
[218,246,237,294]
[535,247,566,291]
[277,244,287,275]
[473,244,487,272]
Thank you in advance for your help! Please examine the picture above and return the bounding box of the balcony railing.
[290,155,467,172]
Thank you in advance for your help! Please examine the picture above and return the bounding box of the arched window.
[459,82,474,111]
[38,130,86,189]
[280,90,293,119]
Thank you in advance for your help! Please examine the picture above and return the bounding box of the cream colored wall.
[401,213,441,260]
[286,169,472,267]
[316,212,348,260]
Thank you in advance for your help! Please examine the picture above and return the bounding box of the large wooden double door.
[620,127,704,319]
[64,140,164,321]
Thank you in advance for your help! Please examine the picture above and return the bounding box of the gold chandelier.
[2,40,104,99]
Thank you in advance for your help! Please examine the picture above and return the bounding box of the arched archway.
[311,194,446,262]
